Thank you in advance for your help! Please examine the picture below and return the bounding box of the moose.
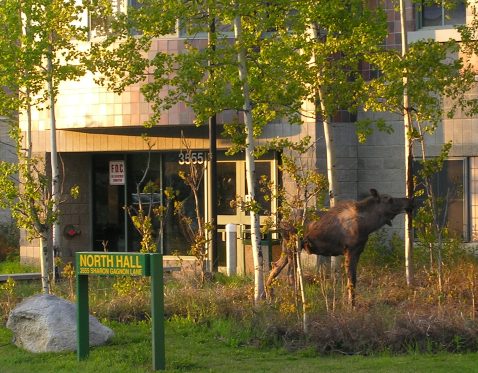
[266,189,413,306]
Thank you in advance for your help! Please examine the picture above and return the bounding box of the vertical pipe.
[208,13,218,271]
[226,223,237,276]
[124,154,128,252]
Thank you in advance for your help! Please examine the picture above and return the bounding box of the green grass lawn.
[0,259,39,274]
[1,318,478,373]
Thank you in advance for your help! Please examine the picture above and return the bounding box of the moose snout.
[404,197,414,213]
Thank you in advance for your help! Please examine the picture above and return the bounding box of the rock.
[6,293,114,353]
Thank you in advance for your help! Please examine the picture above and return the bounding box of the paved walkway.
[0,267,180,282]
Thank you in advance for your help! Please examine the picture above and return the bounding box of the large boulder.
[6,293,114,353]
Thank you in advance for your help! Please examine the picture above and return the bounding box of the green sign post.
[76,252,165,371]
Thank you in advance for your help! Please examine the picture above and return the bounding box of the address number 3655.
[178,151,206,165]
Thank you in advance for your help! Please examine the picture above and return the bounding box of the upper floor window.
[90,0,142,39]
[419,1,466,28]
[414,158,465,240]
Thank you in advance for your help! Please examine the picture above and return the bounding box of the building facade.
[0,118,17,224]
[19,1,478,269]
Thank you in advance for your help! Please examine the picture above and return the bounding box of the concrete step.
[0,273,41,282]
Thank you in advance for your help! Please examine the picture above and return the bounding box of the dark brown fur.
[266,189,413,306]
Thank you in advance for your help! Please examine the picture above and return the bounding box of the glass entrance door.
[92,154,127,251]
[216,159,276,268]
[216,160,274,226]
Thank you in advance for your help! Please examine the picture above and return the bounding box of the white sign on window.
[109,160,125,185]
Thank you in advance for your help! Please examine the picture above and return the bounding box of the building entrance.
[92,152,277,260]
[216,158,277,267]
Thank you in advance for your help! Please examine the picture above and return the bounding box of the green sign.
[77,252,150,276]
[76,252,165,371]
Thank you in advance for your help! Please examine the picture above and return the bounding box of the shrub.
[0,222,19,262]
[0,277,17,322]
[360,230,404,268]
[8,253,478,355]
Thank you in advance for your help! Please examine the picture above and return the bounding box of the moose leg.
[265,252,290,299]
[344,249,360,308]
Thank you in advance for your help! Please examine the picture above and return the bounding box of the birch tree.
[232,5,264,301]
[0,0,89,291]
[272,1,388,274]
[297,1,388,205]
[89,0,309,304]
[364,0,478,285]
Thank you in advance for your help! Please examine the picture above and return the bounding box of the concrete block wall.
[352,113,408,234]
[0,119,17,223]
[57,153,92,263]
[316,121,359,202]
[20,153,92,265]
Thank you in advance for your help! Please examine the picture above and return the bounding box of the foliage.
[0,277,16,321]
[292,0,389,140]
[0,0,90,112]
[126,140,174,253]
[413,136,460,291]
[174,137,210,285]
[2,247,478,357]
[87,0,323,303]
[363,34,478,130]
[0,222,19,262]
[261,136,328,233]
[89,0,309,135]
[61,261,75,301]
[360,230,405,269]
[0,260,38,275]
[261,137,328,330]
[0,0,91,292]
[105,277,152,321]
[0,127,54,241]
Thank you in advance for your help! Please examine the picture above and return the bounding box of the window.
[178,17,233,39]
[471,158,478,241]
[162,153,205,255]
[414,159,465,239]
[89,0,142,38]
[419,1,466,28]
[89,0,122,38]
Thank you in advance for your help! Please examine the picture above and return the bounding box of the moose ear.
[370,189,379,198]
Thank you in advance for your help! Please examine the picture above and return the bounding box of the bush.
[360,230,404,268]
[0,222,19,262]
[8,252,478,355]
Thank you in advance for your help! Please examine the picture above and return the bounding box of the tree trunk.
[295,239,308,333]
[399,0,414,286]
[311,24,340,272]
[26,89,51,294]
[39,234,50,293]
[233,11,264,303]
[47,46,61,282]
[22,10,50,293]
[317,85,341,272]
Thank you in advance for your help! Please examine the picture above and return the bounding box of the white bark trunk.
[39,235,50,293]
[22,13,50,293]
[311,25,340,272]
[47,48,61,282]
[27,92,51,294]
[233,12,264,303]
[317,85,341,272]
[399,0,414,286]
